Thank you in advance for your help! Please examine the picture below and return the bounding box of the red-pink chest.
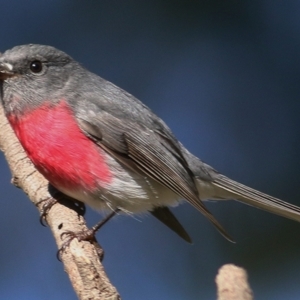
[7,101,111,191]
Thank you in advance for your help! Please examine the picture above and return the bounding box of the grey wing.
[77,111,234,242]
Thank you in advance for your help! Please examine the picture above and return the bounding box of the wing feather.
[77,113,234,242]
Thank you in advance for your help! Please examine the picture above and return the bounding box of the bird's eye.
[30,60,43,73]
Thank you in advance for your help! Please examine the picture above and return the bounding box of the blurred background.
[1,1,300,299]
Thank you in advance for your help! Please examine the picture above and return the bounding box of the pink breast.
[8,100,111,192]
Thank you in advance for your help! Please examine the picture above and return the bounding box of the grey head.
[0,44,83,115]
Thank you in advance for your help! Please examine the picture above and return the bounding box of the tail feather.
[212,175,300,222]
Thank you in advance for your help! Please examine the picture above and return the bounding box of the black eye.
[30,60,43,73]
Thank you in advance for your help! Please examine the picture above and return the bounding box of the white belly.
[57,151,181,214]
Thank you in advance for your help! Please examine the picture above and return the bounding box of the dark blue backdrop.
[1,1,300,299]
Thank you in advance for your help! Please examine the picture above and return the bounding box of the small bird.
[0,44,299,244]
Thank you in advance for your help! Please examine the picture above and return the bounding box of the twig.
[216,264,253,300]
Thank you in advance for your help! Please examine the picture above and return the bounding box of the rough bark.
[0,105,120,300]
[216,264,253,300]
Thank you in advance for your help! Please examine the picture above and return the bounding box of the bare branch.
[0,105,120,300]
[216,264,253,300]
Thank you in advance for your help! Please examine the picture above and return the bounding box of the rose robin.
[1,44,300,245]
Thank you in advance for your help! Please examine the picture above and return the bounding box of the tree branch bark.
[0,105,120,300]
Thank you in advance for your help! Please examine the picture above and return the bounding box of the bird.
[0,44,299,245]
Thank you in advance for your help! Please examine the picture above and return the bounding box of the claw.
[38,191,86,227]
[57,228,97,261]
[38,197,58,226]
[57,210,119,261]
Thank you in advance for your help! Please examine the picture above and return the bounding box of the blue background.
[1,1,300,299]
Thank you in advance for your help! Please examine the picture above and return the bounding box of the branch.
[0,105,120,300]
[216,264,253,300]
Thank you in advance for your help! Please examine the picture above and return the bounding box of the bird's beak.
[0,62,14,80]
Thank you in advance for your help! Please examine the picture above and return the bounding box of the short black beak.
[0,62,14,80]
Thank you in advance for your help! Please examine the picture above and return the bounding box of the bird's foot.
[57,209,119,261]
[38,196,58,226]
[38,191,86,226]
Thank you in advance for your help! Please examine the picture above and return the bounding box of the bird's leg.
[57,209,119,261]
[38,186,86,226]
